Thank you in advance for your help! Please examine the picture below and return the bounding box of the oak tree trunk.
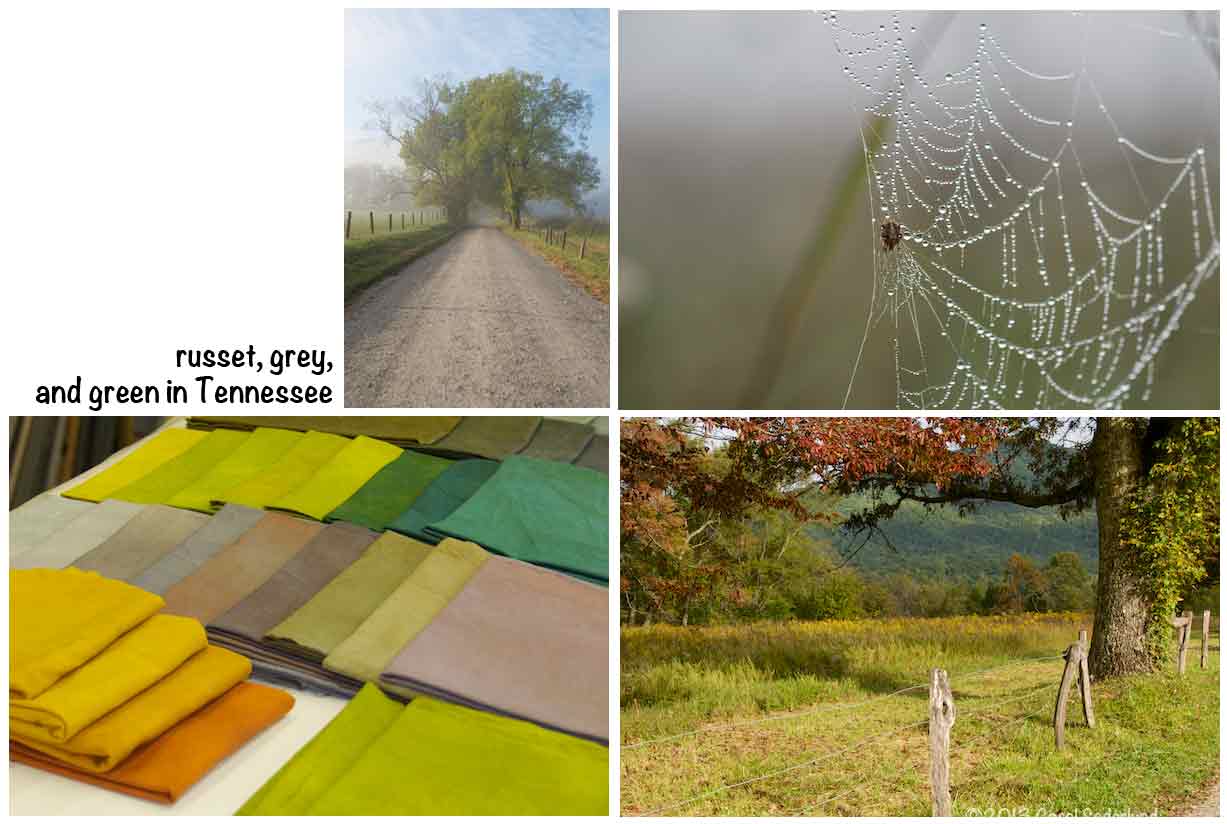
[1087,418,1152,679]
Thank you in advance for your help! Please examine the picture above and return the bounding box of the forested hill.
[804,494,1098,581]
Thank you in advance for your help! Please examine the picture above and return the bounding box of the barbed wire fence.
[622,615,1217,817]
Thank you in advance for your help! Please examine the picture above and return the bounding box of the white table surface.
[8,418,347,814]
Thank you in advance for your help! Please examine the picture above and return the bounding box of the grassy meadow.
[502,222,609,302]
[343,221,456,301]
[621,614,1219,816]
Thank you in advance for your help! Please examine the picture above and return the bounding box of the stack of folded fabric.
[10,568,294,804]
[187,416,463,448]
[237,685,607,815]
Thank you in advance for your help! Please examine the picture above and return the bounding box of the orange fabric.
[9,682,294,804]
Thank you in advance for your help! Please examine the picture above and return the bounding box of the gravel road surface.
[345,227,609,407]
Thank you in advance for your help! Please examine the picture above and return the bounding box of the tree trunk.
[1087,418,1152,679]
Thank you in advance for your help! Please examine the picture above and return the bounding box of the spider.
[880,218,903,252]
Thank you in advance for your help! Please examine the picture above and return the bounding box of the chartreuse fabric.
[386,459,498,543]
[11,615,206,744]
[214,431,349,510]
[324,450,454,530]
[268,436,402,521]
[10,568,164,699]
[10,681,294,804]
[264,532,432,662]
[62,429,208,503]
[428,456,609,585]
[323,538,487,686]
[188,416,461,446]
[237,685,607,815]
[427,416,542,459]
[12,645,252,773]
[165,428,304,513]
[108,429,251,505]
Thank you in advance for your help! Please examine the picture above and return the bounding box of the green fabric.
[268,436,402,521]
[323,539,487,686]
[63,429,207,503]
[108,430,250,505]
[166,428,304,513]
[429,456,608,584]
[237,685,607,815]
[214,431,349,510]
[236,683,402,815]
[516,418,594,463]
[427,416,541,459]
[189,416,460,446]
[264,532,432,662]
[386,460,498,543]
[325,451,454,530]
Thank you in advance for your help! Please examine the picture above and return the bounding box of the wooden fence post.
[1178,610,1192,674]
[1053,641,1087,750]
[1202,610,1211,668]
[369,211,374,234]
[401,213,405,230]
[928,668,954,817]
[580,234,588,259]
[345,211,352,239]
[561,230,567,251]
[1077,629,1095,728]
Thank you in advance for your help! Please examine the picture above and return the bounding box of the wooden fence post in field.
[580,234,588,259]
[1053,641,1090,750]
[345,211,352,239]
[1179,610,1193,674]
[389,213,393,232]
[1202,610,1211,668]
[928,668,954,817]
[401,213,405,230]
[369,211,374,234]
[561,230,568,251]
[1077,630,1095,728]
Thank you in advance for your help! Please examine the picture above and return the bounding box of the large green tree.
[463,70,599,229]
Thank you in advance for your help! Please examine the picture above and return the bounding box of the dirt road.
[345,227,609,407]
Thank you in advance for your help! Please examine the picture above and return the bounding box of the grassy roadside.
[501,224,609,303]
[621,615,1219,816]
[343,224,456,302]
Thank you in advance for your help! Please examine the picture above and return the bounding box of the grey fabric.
[130,504,264,594]
[9,495,95,559]
[12,500,144,570]
[574,434,608,474]
[73,505,210,581]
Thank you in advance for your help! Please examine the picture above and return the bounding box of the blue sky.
[344,9,610,190]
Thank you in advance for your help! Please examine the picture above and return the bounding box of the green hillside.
[809,495,1098,581]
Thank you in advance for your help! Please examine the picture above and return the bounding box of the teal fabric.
[386,460,498,544]
[428,456,608,584]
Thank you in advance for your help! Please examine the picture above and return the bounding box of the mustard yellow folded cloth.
[109,430,251,505]
[11,614,206,743]
[214,431,350,510]
[268,436,403,521]
[62,429,208,503]
[166,428,305,513]
[10,569,164,700]
[12,645,252,773]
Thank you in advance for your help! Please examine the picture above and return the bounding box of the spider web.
[827,11,1219,409]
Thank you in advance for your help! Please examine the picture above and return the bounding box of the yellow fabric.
[62,429,208,503]
[11,646,252,773]
[215,431,350,510]
[11,615,206,743]
[10,569,164,700]
[269,436,403,521]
